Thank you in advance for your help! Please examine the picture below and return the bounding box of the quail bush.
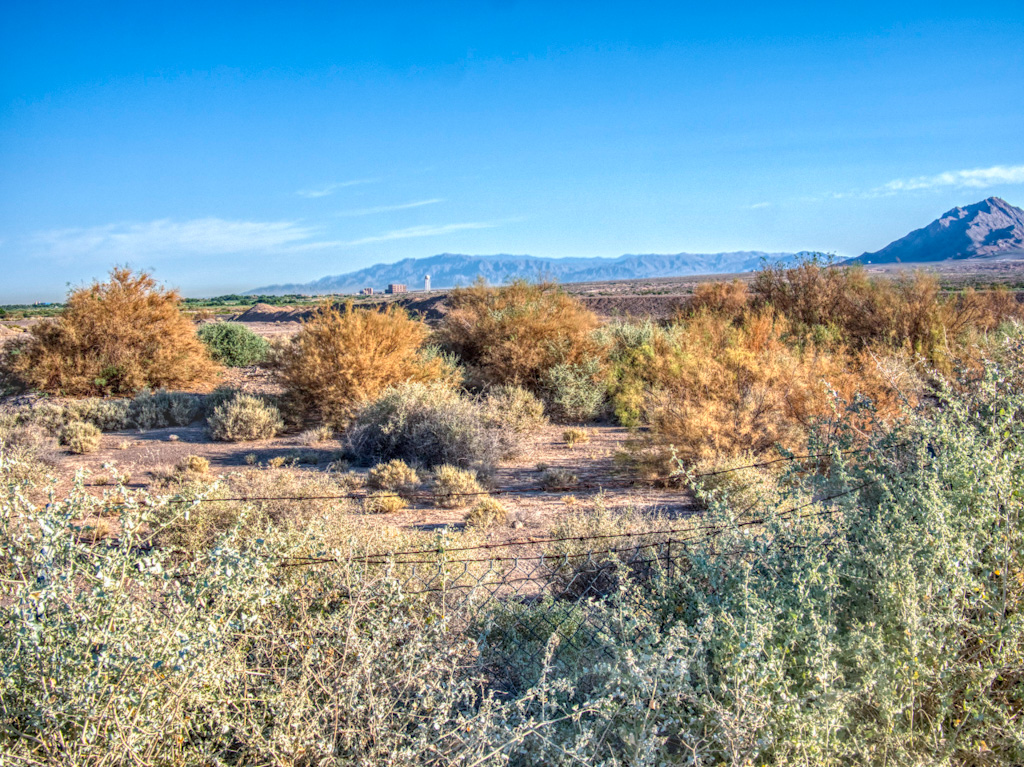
[346,382,509,470]
[479,384,547,433]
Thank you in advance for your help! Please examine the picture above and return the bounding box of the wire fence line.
[336,480,873,693]
[107,444,883,506]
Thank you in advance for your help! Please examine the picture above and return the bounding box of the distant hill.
[247,251,805,295]
[849,197,1024,265]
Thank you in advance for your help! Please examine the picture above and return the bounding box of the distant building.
[361,287,374,296]
[424,275,431,292]
[386,284,407,294]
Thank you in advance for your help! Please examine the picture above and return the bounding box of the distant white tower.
[424,275,431,292]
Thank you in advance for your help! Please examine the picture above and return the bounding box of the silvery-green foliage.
[540,359,606,422]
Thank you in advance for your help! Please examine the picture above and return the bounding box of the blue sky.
[1,2,1022,302]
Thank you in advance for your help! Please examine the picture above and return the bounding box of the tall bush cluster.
[437,279,601,391]
[2,268,219,395]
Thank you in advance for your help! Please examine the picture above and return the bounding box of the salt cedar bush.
[277,302,443,427]
[197,322,270,367]
[437,279,602,391]
[687,278,750,319]
[3,268,219,395]
[642,308,914,464]
[752,255,1024,365]
[207,393,283,442]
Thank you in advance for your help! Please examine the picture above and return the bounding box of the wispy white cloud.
[747,202,772,209]
[296,178,379,198]
[28,218,326,261]
[345,222,497,246]
[337,198,444,217]
[876,164,1024,195]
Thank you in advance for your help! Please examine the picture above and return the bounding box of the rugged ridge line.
[246,251,806,295]
[849,197,1024,265]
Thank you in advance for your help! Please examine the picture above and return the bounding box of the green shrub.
[197,322,270,367]
[540,359,606,422]
[208,393,283,442]
[366,459,420,495]
[58,421,101,454]
[432,464,483,508]
[345,382,509,470]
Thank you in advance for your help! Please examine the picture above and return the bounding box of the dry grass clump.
[297,425,334,445]
[153,466,358,553]
[479,384,547,432]
[366,459,421,495]
[437,279,601,391]
[174,454,210,476]
[277,302,443,427]
[432,464,484,508]
[539,467,579,490]
[362,492,408,514]
[59,421,101,454]
[562,428,590,448]
[207,393,283,442]
[464,496,508,528]
[3,268,219,395]
[0,420,56,483]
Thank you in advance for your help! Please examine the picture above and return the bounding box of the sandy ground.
[54,419,697,541]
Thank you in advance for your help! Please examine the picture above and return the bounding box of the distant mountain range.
[849,197,1024,265]
[246,251,807,295]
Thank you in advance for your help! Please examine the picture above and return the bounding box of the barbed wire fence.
[74,440,910,692]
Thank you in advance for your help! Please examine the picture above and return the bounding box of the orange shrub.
[751,257,1023,364]
[639,308,916,466]
[687,279,750,320]
[4,268,219,396]
[437,279,601,390]
[277,302,443,426]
